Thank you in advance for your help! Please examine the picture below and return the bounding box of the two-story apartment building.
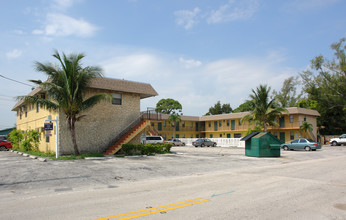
[12,77,158,154]
[151,107,320,143]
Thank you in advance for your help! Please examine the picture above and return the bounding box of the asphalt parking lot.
[0,145,344,196]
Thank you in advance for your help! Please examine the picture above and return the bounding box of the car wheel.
[305,146,311,151]
[194,145,198,148]
[213,143,216,147]
[201,144,205,147]
[332,141,338,146]
[0,146,7,151]
[283,146,289,151]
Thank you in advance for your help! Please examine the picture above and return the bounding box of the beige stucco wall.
[15,103,58,153]
[58,89,140,154]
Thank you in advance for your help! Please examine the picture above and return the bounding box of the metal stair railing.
[106,113,145,149]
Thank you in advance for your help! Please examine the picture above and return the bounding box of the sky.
[0,0,345,130]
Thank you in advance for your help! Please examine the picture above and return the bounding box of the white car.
[143,136,164,144]
[330,134,346,146]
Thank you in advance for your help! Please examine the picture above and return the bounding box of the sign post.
[45,115,59,159]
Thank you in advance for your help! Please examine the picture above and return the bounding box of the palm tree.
[241,85,288,132]
[168,113,181,139]
[21,50,111,155]
[300,121,313,138]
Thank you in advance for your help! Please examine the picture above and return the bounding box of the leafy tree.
[272,76,302,107]
[300,121,313,139]
[233,100,254,113]
[20,50,112,155]
[241,85,288,132]
[205,101,232,115]
[300,38,346,134]
[156,98,182,138]
[156,98,182,114]
[7,129,23,149]
[168,113,182,138]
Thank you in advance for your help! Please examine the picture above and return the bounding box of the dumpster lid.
[241,132,260,141]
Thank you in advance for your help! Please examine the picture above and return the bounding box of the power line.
[0,74,35,87]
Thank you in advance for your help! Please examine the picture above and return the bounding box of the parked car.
[192,138,217,147]
[330,134,346,146]
[167,139,185,146]
[143,136,164,144]
[281,138,321,151]
[0,140,12,151]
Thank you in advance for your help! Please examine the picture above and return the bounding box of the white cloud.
[100,53,167,79]
[179,57,202,68]
[6,49,23,59]
[102,50,296,116]
[207,0,259,24]
[51,0,81,11]
[174,7,201,30]
[32,13,98,37]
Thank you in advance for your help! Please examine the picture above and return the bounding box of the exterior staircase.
[104,120,150,155]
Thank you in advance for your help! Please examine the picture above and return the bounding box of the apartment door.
[280,132,285,143]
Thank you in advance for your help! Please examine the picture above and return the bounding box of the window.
[274,132,278,138]
[304,116,306,121]
[227,134,231,138]
[176,134,179,138]
[227,120,230,126]
[25,107,27,117]
[209,122,211,127]
[190,134,193,138]
[219,121,222,127]
[36,103,39,113]
[163,121,166,127]
[291,139,299,143]
[290,132,294,140]
[112,93,122,105]
[46,136,50,143]
[300,139,307,143]
[210,134,213,138]
[182,122,185,127]
[219,134,222,137]
[182,134,185,138]
[231,120,235,130]
[19,112,22,119]
[234,133,241,138]
[239,120,242,126]
[289,115,294,123]
[191,122,193,128]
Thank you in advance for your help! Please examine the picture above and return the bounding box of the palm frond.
[81,93,112,111]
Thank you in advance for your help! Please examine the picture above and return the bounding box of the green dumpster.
[241,132,281,157]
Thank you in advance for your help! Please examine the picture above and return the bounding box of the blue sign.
[44,123,53,131]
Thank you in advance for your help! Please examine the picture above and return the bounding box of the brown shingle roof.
[12,77,158,111]
[89,77,158,99]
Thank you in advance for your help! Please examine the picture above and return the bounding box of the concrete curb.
[10,150,47,162]
[84,157,106,160]
[37,157,47,162]
[29,155,38,159]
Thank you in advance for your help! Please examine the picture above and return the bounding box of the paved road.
[1,146,346,219]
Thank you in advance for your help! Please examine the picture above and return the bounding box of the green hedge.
[120,143,172,156]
